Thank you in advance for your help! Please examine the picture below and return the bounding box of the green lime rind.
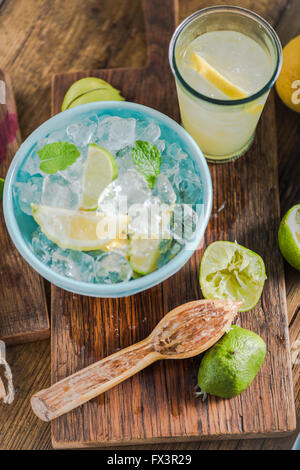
[0,178,4,200]
[278,204,300,271]
[198,325,266,398]
[62,77,124,111]
[128,238,162,275]
[67,88,124,109]
[199,241,266,312]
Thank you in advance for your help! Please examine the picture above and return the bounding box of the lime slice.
[67,88,125,109]
[81,143,118,210]
[0,178,4,200]
[129,238,161,275]
[31,204,128,251]
[198,325,266,398]
[62,77,124,111]
[190,52,248,100]
[199,241,266,312]
[278,204,300,270]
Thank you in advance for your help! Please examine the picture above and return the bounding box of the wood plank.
[0,70,49,344]
[50,0,296,447]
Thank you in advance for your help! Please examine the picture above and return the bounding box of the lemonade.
[169,6,282,162]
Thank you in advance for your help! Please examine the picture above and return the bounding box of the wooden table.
[0,0,299,450]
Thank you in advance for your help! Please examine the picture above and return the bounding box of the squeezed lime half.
[199,241,266,312]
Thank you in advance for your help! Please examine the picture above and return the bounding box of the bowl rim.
[3,101,212,297]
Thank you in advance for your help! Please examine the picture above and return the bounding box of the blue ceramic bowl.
[3,101,212,297]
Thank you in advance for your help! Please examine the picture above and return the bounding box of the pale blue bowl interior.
[3,101,212,297]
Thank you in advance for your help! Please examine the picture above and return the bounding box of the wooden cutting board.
[50,0,296,447]
[0,70,50,344]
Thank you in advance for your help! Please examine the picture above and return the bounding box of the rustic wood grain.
[50,0,296,448]
[0,70,49,344]
[32,300,239,422]
[0,0,298,450]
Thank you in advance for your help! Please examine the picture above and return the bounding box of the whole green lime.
[198,326,266,398]
[278,204,300,271]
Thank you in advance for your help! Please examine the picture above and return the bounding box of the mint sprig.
[132,140,161,188]
[37,142,80,174]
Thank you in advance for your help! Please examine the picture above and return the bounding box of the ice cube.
[167,142,188,161]
[115,146,136,174]
[31,228,57,265]
[136,121,161,142]
[98,169,151,215]
[58,155,85,183]
[97,116,136,151]
[170,204,198,242]
[15,176,43,215]
[22,147,45,176]
[157,239,182,268]
[42,174,80,209]
[174,170,202,205]
[156,139,166,154]
[128,196,162,238]
[153,174,176,205]
[94,252,132,284]
[51,248,95,283]
[36,130,68,150]
[66,118,97,148]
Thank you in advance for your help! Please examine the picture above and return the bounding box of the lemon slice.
[190,52,248,100]
[31,204,128,251]
[278,204,300,270]
[81,143,118,210]
[199,241,266,312]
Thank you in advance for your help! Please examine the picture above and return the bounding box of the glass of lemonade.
[169,6,282,163]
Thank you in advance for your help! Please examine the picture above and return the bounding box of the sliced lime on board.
[278,204,300,270]
[199,241,266,312]
[61,77,124,111]
[81,143,118,210]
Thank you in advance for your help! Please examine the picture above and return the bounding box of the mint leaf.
[37,142,80,174]
[0,178,4,200]
[132,141,161,188]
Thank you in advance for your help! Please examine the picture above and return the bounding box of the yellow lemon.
[276,35,300,113]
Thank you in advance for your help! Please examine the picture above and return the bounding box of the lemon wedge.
[31,204,129,251]
[190,52,248,100]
